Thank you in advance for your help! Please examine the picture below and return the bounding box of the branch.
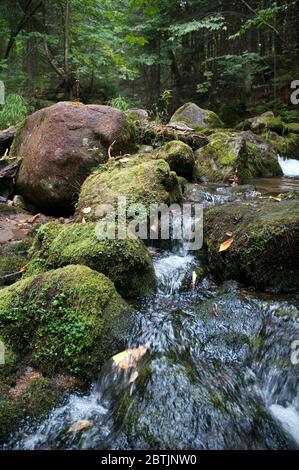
[43,37,66,81]
[240,0,280,36]
[4,0,43,59]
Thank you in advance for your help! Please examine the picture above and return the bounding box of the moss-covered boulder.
[0,265,131,378]
[0,375,70,443]
[202,200,299,291]
[26,221,156,298]
[0,239,33,286]
[194,130,282,183]
[75,158,183,221]
[153,141,195,179]
[170,102,223,129]
[243,111,299,136]
[262,131,299,159]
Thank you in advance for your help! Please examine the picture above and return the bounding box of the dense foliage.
[0,0,298,124]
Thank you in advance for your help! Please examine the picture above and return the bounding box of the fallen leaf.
[82,207,91,214]
[129,371,139,383]
[82,217,86,224]
[219,238,234,252]
[19,266,26,273]
[269,196,282,202]
[226,231,233,237]
[119,157,130,163]
[112,345,147,370]
[29,213,42,224]
[67,420,93,434]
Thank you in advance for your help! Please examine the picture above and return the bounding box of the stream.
[2,158,299,451]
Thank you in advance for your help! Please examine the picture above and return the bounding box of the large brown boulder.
[13,102,136,214]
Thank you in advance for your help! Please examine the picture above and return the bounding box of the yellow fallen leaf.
[269,196,282,202]
[129,371,139,383]
[67,420,93,434]
[112,345,147,370]
[219,238,234,252]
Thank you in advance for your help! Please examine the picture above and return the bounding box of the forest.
[0,0,299,456]
[0,0,299,122]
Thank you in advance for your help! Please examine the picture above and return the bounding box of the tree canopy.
[0,0,298,123]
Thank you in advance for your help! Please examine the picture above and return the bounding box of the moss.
[0,203,23,215]
[26,221,156,298]
[286,122,299,134]
[262,131,299,158]
[0,265,131,379]
[204,110,224,128]
[8,118,28,159]
[202,200,299,291]
[170,103,223,129]
[153,141,195,179]
[0,336,19,385]
[247,113,298,137]
[0,239,33,286]
[194,131,282,183]
[75,158,183,221]
[194,265,206,283]
[0,400,23,442]
[19,377,63,419]
[0,377,68,444]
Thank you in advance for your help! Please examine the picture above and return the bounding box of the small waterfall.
[278,156,299,177]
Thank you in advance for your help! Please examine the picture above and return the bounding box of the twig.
[108,140,116,159]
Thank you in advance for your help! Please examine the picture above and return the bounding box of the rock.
[0,372,72,444]
[138,145,154,153]
[0,159,20,201]
[137,121,209,150]
[0,265,131,379]
[13,102,136,214]
[0,239,32,286]
[166,122,195,131]
[262,131,299,159]
[117,287,294,449]
[0,126,16,157]
[170,102,223,129]
[202,199,299,291]
[153,141,195,180]
[12,195,26,210]
[75,158,183,221]
[243,111,299,136]
[26,221,157,298]
[128,108,149,122]
[194,130,282,183]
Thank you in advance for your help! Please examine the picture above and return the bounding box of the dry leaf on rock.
[67,420,93,434]
[219,238,234,252]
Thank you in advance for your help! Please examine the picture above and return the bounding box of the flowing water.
[278,157,299,178]
[3,159,299,451]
